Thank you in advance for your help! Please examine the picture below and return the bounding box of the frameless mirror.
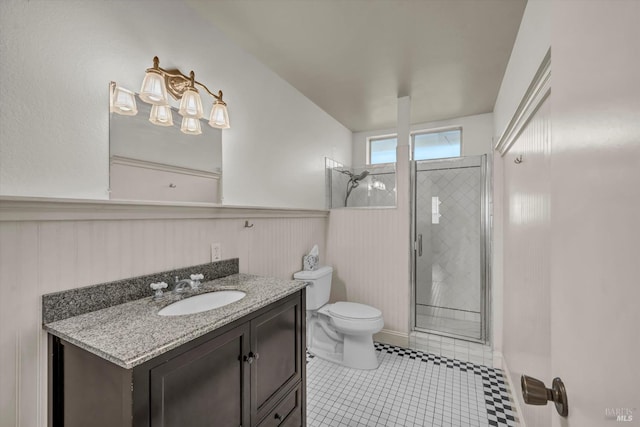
[109,83,222,204]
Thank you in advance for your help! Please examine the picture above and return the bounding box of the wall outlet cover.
[211,243,221,261]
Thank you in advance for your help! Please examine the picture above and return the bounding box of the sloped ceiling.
[187,0,526,132]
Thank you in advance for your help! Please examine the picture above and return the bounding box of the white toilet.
[294,266,383,370]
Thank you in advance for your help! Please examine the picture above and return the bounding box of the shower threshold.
[410,330,494,367]
[416,312,482,342]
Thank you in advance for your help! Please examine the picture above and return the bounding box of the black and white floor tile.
[307,343,518,427]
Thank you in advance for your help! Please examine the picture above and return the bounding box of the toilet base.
[308,335,380,370]
[307,317,380,370]
[342,333,379,370]
[307,305,383,370]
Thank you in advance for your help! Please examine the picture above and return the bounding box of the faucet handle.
[190,274,203,290]
[150,282,168,299]
[150,282,168,290]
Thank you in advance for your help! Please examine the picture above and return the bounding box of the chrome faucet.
[174,276,196,293]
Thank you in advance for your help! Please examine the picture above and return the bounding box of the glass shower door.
[413,155,488,341]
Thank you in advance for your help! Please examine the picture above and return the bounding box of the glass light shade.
[180,116,202,135]
[370,179,386,191]
[178,88,203,118]
[149,104,174,126]
[208,101,230,129]
[110,86,138,116]
[139,71,168,105]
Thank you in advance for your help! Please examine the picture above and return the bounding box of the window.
[368,136,397,164]
[412,128,461,160]
[367,127,462,164]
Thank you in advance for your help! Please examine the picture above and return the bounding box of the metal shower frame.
[409,154,492,344]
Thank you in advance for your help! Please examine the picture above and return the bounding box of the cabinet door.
[150,324,250,427]
[251,296,302,424]
[51,337,133,427]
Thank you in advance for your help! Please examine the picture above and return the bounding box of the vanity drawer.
[257,383,302,427]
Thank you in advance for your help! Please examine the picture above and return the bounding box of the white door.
[549,2,640,426]
[501,3,639,426]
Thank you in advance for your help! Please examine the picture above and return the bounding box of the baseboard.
[500,355,527,427]
[493,350,504,369]
[374,329,409,348]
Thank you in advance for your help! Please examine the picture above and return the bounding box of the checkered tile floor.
[307,343,518,427]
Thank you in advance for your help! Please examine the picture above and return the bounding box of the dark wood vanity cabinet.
[148,324,251,427]
[49,290,306,427]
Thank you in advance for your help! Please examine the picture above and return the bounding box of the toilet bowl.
[294,266,384,370]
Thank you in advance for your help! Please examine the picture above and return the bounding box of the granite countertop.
[44,274,306,369]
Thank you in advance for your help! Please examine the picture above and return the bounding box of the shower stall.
[326,159,396,209]
[411,155,490,343]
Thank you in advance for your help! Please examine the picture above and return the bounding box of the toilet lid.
[328,302,382,320]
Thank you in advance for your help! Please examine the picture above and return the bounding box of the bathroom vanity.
[44,266,306,427]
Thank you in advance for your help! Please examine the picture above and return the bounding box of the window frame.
[366,126,464,165]
[410,126,463,161]
[366,134,398,165]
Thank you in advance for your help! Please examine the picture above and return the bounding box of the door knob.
[243,351,259,364]
[521,375,568,417]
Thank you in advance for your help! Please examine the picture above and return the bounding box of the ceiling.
[187,0,527,132]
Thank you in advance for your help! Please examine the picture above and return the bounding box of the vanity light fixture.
[209,99,230,129]
[140,56,230,131]
[180,117,202,135]
[370,178,386,191]
[110,85,138,116]
[178,87,204,118]
[149,104,173,127]
[139,68,168,105]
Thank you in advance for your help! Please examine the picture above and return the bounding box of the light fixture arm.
[147,56,224,103]
[194,82,225,105]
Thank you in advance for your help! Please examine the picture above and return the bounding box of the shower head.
[336,169,354,178]
[353,170,369,182]
[343,169,370,207]
[337,169,369,182]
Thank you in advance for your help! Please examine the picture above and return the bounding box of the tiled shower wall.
[329,163,396,209]
[348,165,397,208]
[415,165,482,314]
[330,168,351,208]
[0,207,327,427]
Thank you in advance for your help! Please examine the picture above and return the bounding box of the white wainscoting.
[500,94,552,426]
[491,49,553,427]
[326,145,411,340]
[0,198,327,427]
[326,208,410,338]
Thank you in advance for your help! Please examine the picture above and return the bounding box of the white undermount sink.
[158,291,246,316]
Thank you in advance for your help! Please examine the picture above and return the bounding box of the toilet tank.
[293,266,333,310]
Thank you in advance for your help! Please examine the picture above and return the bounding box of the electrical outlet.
[211,243,221,261]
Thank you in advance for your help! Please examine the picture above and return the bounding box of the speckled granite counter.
[44,274,306,369]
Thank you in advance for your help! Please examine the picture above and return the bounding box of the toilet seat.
[318,302,384,335]
[294,265,383,370]
[328,302,382,321]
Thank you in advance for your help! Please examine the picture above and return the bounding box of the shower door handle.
[417,234,423,257]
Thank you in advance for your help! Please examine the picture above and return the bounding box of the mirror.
[109,83,222,204]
